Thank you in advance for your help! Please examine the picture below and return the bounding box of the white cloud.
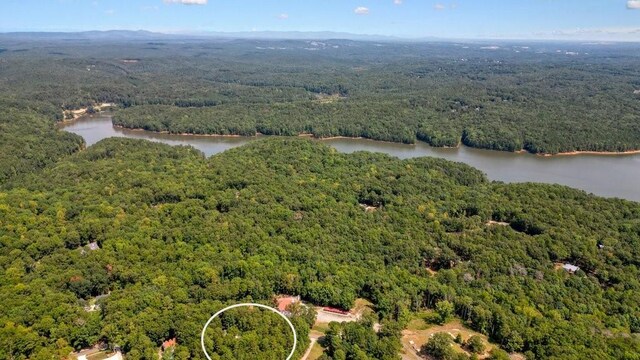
[354,6,370,15]
[164,0,207,5]
[277,13,289,20]
[394,0,403,5]
[104,9,116,15]
[434,3,446,10]
[628,0,640,9]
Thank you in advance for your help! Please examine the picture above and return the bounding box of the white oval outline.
[200,303,298,360]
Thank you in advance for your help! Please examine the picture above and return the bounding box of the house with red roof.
[276,296,300,316]
[162,338,177,350]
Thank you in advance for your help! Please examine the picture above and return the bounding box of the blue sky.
[1,0,639,40]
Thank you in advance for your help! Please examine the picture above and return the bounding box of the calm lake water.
[61,115,640,202]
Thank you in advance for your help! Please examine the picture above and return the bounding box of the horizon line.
[1,29,639,43]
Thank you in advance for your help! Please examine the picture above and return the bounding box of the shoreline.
[57,103,116,124]
[62,115,640,157]
[315,135,417,146]
[537,149,640,157]
[113,125,256,138]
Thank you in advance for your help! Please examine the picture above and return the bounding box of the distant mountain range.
[3,30,637,44]
[0,29,432,42]
[0,30,174,41]
[191,30,412,41]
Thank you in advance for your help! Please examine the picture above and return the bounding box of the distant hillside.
[0,30,177,41]
[0,29,415,42]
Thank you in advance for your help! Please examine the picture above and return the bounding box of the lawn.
[306,341,325,360]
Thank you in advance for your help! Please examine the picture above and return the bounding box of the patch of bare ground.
[402,318,497,359]
[315,308,357,324]
[71,346,122,360]
[314,93,347,104]
[426,267,438,276]
[486,220,510,227]
[61,103,115,122]
[306,299,374,359]
[359,203,379,212]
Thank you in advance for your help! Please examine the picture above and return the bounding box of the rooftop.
[562,264,580,272]
[276,296,299,312]
[162,338,177,350]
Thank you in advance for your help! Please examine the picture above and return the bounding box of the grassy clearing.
[402,319,495,359]
[306,341,325,360]
[312,322,330,333]
[353,298,374,315]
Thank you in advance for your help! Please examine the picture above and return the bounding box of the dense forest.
[1,136,640,359]
[1,35,640,359]
[201,306,309,360]
[1,37,640,153]
[0,101,84,184]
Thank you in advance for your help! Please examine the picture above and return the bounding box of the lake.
[60,115,640,202]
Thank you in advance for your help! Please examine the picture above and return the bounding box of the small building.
[88,242,100,251]
[562,264,580,273]
[323,307,350,316]
[276,296,300,316]
[162,338,177,350]
[162,338,176,350]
